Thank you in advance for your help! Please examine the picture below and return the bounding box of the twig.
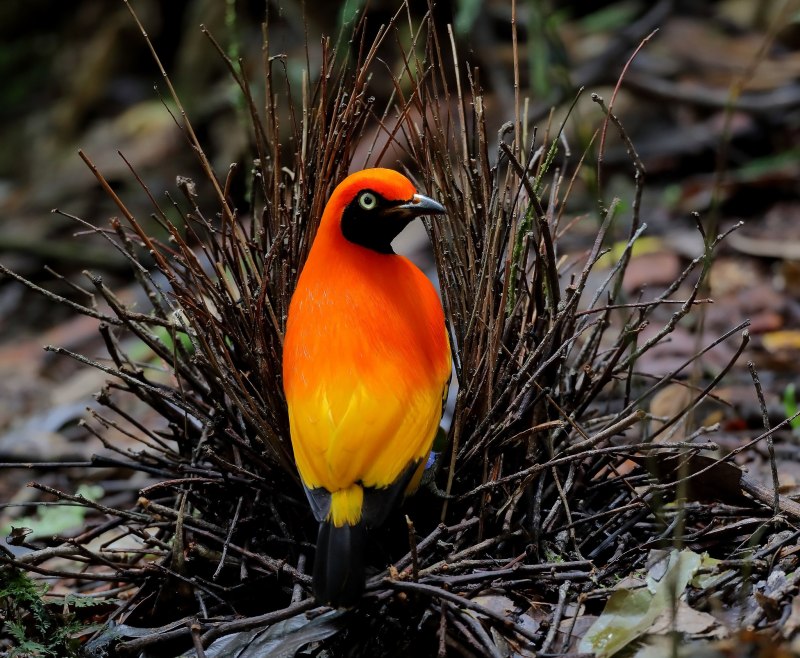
[394,522,448,573]
[462,442,717,499]
[748,361,780,516]
[649,328,751,442]
[565,410,645,455]
[438,601,448,658]
[596,29,657,194]
[386,580,540,645]
[190,621,207,658]
[213,496,244,581]
[291,554,307,604]
[539,580,571,654]
[0,263,122,325]
[29,482,149,523]
[406,515,420,581]
[625,72,800,115]
[200,599,319,646]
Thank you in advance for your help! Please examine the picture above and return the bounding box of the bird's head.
[321,168,446,254]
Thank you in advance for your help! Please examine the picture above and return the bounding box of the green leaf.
[580,588,656,657]
[579,549,703,657]
[60,592,113,608]
[338,0,366,27]
[2,484,104,539]
[579,1,641,33]
[783,383,800,432]
[454,0,482,36]
[690,553,734,590]
[594,236,663,270]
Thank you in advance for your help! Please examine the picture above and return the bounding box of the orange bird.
[282,169,450,607]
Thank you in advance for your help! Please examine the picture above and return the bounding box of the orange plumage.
[282,169,450,606]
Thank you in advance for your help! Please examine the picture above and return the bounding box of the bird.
[282,168,451,607]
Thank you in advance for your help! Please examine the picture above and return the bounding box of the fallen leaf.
[594,236,665,270]
[470,594,540,658]
[635,629,800,658]
[762,330,800,353]
[558,615,597,653]
[691,553,734,591]
[648,599,721,635]
[623,251,682,293]
[631,453,751,507]
[708,258,761,297]
[579,549,703,657]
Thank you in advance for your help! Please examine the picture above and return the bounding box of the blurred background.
[1,0,800,486]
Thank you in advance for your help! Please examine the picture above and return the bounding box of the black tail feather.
[313,520,367,607]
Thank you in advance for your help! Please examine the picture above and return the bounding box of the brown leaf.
[633,453,751,506]
[623,251,681,292]
[648,599,722,636]
[761,330,800,353]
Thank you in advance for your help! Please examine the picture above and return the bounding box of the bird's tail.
[313,519,367,607]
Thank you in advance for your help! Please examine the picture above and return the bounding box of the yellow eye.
[358,192,377,211]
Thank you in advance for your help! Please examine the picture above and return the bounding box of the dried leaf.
[648,599,720,635]
[178,610,345,658]
[470,595,541,658]
[594,236,665,269]
[762,330,800,353]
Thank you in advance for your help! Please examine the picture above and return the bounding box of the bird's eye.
[358,192,378,211]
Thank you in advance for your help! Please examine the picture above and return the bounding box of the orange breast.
[283,232,450,493]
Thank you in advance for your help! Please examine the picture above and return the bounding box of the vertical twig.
[748,361,780,515]
[213,496,244,580]
[438,601,448,658]
[292,555,307,603]
[540,580,570,654]
[190,621,207,658]
[406,515,419,582]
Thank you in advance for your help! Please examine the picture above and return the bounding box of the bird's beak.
[385,194,446,220]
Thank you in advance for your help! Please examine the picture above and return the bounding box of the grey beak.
[387,193,446,219]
